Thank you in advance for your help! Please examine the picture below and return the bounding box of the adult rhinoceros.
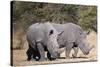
[52,23,93,58]
[26,22,64,61]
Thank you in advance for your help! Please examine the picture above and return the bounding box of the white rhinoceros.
[26,22,64,61]
[52,23,93,58]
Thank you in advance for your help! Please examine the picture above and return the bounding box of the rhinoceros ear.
[86,30,90,35]
[49,29,54,35]
[58,31,64,36]
[84,30,91,35]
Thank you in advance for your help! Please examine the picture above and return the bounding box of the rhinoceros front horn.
[57,47,65,54]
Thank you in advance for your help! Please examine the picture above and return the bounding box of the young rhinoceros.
[26,22,64,61]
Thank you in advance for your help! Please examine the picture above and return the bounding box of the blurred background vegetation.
[11,1,97,49]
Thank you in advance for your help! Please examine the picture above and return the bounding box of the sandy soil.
[12,31,97,66]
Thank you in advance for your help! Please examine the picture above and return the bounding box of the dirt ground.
[12,31,97,66]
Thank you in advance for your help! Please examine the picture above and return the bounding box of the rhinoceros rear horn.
[57,47,65,54]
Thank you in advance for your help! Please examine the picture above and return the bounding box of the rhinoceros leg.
[26,44,40,61]
[26,45,34,61]
[32,48,40,61]
[72,47,78,58]
[65,42,73,58]
[72,43,78,58]
[37,42,45,61]
[47,51,56,61]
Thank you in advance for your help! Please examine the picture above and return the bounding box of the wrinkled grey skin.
[52,23,93,58]
[26,22,62,61]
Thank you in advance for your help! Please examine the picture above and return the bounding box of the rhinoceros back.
[26,23,46,48]
[52,23,84,43]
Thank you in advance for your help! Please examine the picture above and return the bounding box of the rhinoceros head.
[47,29,64,58]
[78,30,93,55]
[80,43,93,55]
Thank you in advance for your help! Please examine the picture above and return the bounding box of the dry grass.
[12,31,97,66]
